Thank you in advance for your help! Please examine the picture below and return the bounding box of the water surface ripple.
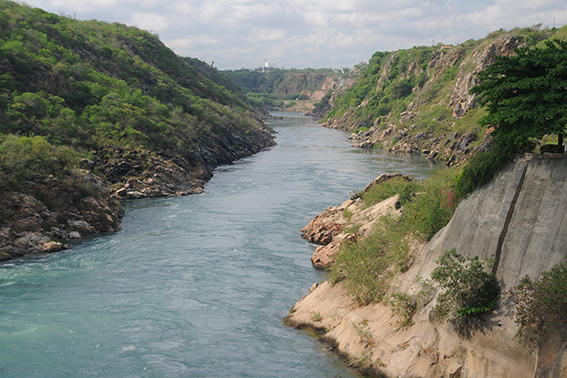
[0,112,436,377]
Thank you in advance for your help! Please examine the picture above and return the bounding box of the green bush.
[390,292,417,328]
[431,249,499,321]
[0,134,80,181]
[360,176,417,208]
[510,263,567,349]
[402,168,458,241]
[454,141,511,200]
[390,278,433,328]
[329,215,410,305]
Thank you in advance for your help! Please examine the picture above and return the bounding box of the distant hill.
[222,68,358,113]
[319,26,567,165]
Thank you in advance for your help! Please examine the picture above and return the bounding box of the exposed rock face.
[0,171,123,261]
[301,173,408,269]
[322,35,525,166]
[448,36,522,119]
[93,150,208,199]
[348,123,487,166]
[91,123,275,199]
[287,156,567,377]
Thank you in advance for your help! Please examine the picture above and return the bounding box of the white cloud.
[129,13,170,33]
[19,0,567,69]
[247,28,288,42]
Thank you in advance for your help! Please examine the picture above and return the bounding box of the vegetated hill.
[222,68,358,113]
[320,26,566,165]
[0,1,274,260]
[0,1,273,188]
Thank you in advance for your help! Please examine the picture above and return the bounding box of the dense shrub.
[329,215,410,305]
[510,263,567,349]
[359,176,417,208]
[402,168,458,241]
[0,134,80,182]
[454,141,511,200]
[431,249,499,320]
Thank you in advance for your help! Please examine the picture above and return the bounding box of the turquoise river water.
[0,112,436,377]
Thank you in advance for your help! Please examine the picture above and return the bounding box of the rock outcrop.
[286,156,567,377]
[448,36,522,119]
[90,122,275,199]
[0,170,123,261]
[301,173,410,269]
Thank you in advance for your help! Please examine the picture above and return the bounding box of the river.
[0,112,436,377]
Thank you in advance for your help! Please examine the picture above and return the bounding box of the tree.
[471,39,567,151]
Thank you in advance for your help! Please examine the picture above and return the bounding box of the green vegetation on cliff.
[511,263,567,349]
[0,1,271,184]
[431,249,499,320]
[322,25,566,164]
[326,46,437,122]
[0,134,79,182]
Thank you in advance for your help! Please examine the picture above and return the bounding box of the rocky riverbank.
[0,123,275,262]
[286,156,567,377]
[93,120,276,199]
[0,170,123,261]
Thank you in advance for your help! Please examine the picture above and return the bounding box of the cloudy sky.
[22,0,567,70]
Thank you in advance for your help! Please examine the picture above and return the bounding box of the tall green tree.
[471,39,567,151]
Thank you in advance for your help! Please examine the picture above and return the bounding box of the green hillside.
[0,1,273,185]
[320,26,566,164]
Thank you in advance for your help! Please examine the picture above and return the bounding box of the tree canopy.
[471,39,567,151]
